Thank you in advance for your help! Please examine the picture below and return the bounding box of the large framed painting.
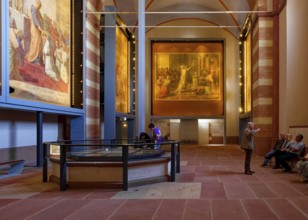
[9,0,71,106]
[151,41,224,116]
[116,27,129,113]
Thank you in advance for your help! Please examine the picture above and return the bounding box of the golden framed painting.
[151,41,224,116]
[115,27,129,113]
[9,0,71,106]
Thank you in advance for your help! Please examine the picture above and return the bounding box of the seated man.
[261,132,286,166]
[296,152,308,182]
[276,134,305,172]
[272,133,294,168]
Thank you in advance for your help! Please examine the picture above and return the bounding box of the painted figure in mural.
[25,0,44,64]
[209,58,219,89]
[42,33,58,81]
[155,75,163,98]
[174,64,192,93]
[59,41,69,84]
[159,75,171,98]
[54,40,61,73]
[203,58,218,92]
[9,13,24,80]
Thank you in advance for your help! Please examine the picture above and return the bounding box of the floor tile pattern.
[0,145,307,219]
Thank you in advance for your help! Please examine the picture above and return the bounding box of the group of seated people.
[261,132,307,181]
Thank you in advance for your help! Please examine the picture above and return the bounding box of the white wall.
[0,109,59,149]
[170,119,180,141]
[145,19,239,138]
[286,0,308,127]
[180,119,198,143]
[198,120,209,144]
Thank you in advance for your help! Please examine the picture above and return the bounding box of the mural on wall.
[151,41,224,116]
[115,27,129,113]
[153,42,222,101]
[9,0,71,106]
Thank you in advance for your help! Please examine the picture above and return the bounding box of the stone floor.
[0,145,307,220]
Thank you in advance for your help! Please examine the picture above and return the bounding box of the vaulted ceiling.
[106,0,266,38]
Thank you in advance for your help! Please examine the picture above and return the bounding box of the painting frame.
[9,0,71,106]
[151,40,224,117]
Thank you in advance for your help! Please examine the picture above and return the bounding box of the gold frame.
[151,41,224,116]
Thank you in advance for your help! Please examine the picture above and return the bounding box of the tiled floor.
[0,145,307,220]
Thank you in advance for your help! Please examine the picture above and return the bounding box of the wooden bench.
[0,160,25,179]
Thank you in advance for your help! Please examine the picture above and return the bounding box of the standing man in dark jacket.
[241,122,261,175]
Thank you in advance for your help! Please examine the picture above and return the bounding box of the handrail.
[42,139,180,191]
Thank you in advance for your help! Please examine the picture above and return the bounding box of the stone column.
[252,0,279,155]
[85,0,103,138]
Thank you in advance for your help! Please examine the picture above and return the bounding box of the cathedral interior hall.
[1,0,308,219]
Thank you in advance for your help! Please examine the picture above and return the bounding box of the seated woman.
[296,152,308,182]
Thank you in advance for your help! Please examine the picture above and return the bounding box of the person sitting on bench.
[261,132,286,167]
[296,152,308,182]
[276,134,305,172]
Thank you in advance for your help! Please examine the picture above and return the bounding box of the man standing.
[241,122,261,175]
[148,123,162,150]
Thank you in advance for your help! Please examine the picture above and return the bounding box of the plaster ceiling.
[104,0,272,38]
